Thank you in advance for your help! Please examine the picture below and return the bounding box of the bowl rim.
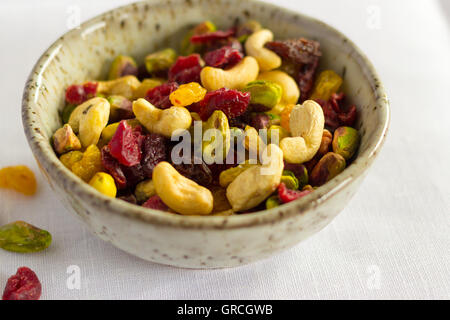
[22,0,390,230]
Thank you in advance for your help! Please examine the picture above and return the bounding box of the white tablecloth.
[0,0,449,300]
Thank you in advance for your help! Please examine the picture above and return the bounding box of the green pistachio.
[62,103,77,124]
[107,95,133,122]
[202,110,231,163]
[145,48,177,74]
[0,221,52,253]
[332,126,360,160]
[310,152,346,186]
[265,195,281,209]
[219,160,255,188]
[243,80,282,111]
[135,179,156,203]
[281,170,299,190]
[108,55,138,80]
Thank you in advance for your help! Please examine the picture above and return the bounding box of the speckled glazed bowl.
[22,0,389,268]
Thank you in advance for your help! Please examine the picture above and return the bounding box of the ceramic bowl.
[22,0,389,268]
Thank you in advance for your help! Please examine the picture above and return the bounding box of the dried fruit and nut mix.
[52,20,361,215]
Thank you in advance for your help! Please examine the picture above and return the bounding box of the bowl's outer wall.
[23,0,389,268]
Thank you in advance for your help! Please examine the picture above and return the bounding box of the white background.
[0,0,449,299]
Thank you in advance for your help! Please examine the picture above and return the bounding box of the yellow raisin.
[60,151,83,169]
[310,70,343,101]
[71,145,103,182]
[280,104,295,133]
[169,82,206,107]
[0,165,37,196]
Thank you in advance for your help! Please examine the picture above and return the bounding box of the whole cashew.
[226,144,284,212]
[132,98,192,138]
[257,70,300,105]
[97,75,141,100]
[68,97,110,148]
[200,56,259,91]
[279,100,324,164]
[152,162,213,215]
[245,29,281,72]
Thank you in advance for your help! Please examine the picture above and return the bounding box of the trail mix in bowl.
[53,20,360,215]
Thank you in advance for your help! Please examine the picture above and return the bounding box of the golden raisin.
[60,151,83,169]
[0,165,37,196]
[169,82,206,107]
[280,104,295,132]
[71,145,103,182]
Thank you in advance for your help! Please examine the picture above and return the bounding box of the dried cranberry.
[2,267,41,300]
[108,121,143,167]
[190,29,235,44]
[65,85,85,105]
[196,88,250,120]
[102,146,127,189]
[316,93,357,131]
[121,164,146,187]
[83,82,98,99]
[142,195,169,211]
[145,82,179,109]
[277,182,312,204]
[141,133,168,177]
[168,54,203,84]
[65,82,98,105]
[265,38,321,101]
[203,46,243,69]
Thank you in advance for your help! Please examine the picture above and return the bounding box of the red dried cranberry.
[141,133,168,177]
[82,82,98,99]
[145,82,179,109]
[108,121,143,167]
[65,84,85,105]
[2,267,41,300]
[316,93,357,131]
[65,82,98,105]
[265,38,321,101]
[203,46,243,69]
[142,195,169,211]
[121,163,146,187]
[278,182,312,204]
[190,29,235,44]
[168,54,203,84]
[196,88,250,120]
[101,146,127,189]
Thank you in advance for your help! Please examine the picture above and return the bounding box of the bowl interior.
[23,0,389,226]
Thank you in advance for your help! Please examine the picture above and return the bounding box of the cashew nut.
[279,100,324,164]
[68,97,110,148]
[97,75,141,100]
[132,98,192,138]
[152,162,213,215]
[245,29,281,72]
[257,70,300,105]
[200,56,259,91]
[226,144,284,212]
